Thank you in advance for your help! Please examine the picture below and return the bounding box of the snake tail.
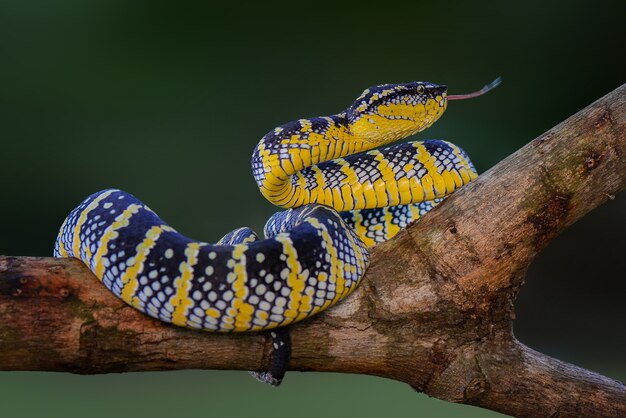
[216,226,291,386]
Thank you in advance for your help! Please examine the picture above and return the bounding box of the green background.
[1,1,624,417]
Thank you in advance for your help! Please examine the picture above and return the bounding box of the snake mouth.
[432,85,448,107]
[430,85,448,98]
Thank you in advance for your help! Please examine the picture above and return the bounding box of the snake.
[54,77,499,384]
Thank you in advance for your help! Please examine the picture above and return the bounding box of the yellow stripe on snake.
[54,78,499,385]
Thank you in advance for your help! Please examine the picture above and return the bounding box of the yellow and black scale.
[55,78,498,384]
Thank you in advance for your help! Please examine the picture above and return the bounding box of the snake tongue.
[447,77,502,101]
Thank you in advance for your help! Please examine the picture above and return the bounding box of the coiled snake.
[54,78,499,385]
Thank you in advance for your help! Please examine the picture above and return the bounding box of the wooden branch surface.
[2,84,626,418]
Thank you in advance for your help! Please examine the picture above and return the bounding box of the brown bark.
[2,83,626,417]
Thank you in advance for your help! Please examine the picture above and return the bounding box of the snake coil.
[54,77,499,383]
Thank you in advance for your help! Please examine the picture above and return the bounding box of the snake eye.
[417,85,426,94]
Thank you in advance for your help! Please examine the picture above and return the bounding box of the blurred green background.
[1,1,624,417]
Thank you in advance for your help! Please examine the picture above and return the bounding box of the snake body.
[54,81,481,334]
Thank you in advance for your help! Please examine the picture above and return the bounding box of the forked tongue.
[447,77,502,101]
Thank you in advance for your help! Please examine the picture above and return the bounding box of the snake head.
[345,81,448,145]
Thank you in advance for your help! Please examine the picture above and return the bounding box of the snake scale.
[54,77,499,384]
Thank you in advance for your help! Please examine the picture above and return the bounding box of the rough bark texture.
[2,84,626,418]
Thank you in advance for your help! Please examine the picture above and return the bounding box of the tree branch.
[1,84,626,418]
